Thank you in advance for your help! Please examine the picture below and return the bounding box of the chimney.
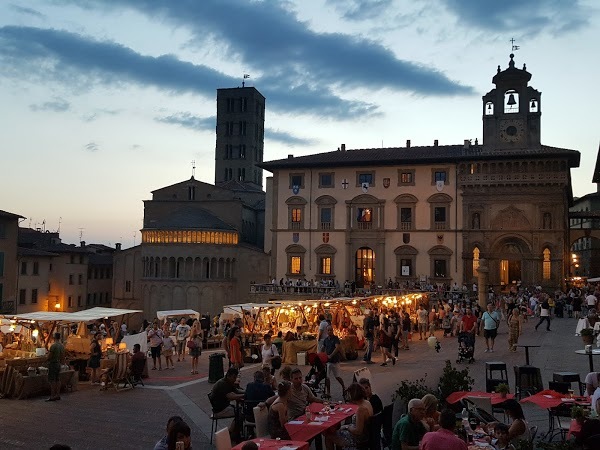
[80,241,86,247]
[115,243,122,251]
[341,143,346,151]
[406,140,411,148]
[464,139,470,148]
[287,154,293,159]
[434,139,438,146]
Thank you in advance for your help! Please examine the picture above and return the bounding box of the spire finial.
[509,53,515,68]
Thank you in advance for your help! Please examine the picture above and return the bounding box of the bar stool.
[514,365,543,399]
[552,372,582,394]
[486,361,508,393]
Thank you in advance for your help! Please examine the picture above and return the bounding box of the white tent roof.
[587,277,600,282]
[223,303,274,312]
[11,307,142,323]
[156,309,200,320]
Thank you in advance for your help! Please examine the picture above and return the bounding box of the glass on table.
[568,389,574,398]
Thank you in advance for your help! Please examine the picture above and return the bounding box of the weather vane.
[191,160,196,177]
[242,73,250,87]
[510,38,520,52]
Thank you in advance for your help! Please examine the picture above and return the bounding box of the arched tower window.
[473,247,480,275]
[485,101,494,115]
[529,98,538,113]
[504,90,519,113]
[543,248,551,280]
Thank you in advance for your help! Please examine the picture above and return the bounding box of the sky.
[1,0,599,248]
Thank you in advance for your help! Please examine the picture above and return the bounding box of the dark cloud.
[9,4,45,19]
[326,0,393,21]
[155,112,215,131]
[265,129,317,147]
[83,142,99,152]
[440,0,589,35]
[0,26,378,119]
[62,0,472,97]
[29,98,70,112]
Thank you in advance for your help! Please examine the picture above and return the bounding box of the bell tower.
[482,54,541,149]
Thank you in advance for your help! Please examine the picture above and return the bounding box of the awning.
[156,309,200,320]
[10,307,142,323]
[587,277,600,282]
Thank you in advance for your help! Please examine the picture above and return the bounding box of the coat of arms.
[403,233,410,244]
[292,185,300,195]
[383,178,390,188]
[293,233,299,243]
[322,233,329,243]
[361,182,369,193]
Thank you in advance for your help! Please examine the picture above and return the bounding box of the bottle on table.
[305,405,312,421]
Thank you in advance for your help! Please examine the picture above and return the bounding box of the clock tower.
[482,54,541,148]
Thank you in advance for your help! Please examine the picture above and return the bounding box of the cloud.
[326,0,393,21]
[60,0,473,97]
[440,0,589,35]
[83,142,99,152]
[81,108,121,122]
[0,26,380,119]
[265,129,317,147]
[9,4,45,19]
[130,144,142,150]
[29,98,70,112]
[155,112,215,131]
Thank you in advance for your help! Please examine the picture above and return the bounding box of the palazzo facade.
[261,55,580,290]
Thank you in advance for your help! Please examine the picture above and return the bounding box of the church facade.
[261,55,580,291]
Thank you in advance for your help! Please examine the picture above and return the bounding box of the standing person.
[390,311,401,357]
[88,332,102,385]
[189,330,202,374]
[148,321,164,370]
[534,297,552,331]
[417,304,428,340]
[586,291,598,312]
[228,326,243,369]
[362,310,375,364]
[46,332,65,402]
[317,314,329,352]
[261,334,281,375]
[323,325,346,399]
[507,308,522,352]
[175,318,191,362]
[379,317,396,366]
[162,330,175,370]
[460,307,477,335]
[573,294,583,319]
[481,303,501,353]
[401,311,411,350]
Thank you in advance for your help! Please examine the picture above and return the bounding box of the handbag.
[186,340,197,349]
[270,345,282,369]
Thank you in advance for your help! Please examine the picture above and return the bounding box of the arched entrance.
[355,247,375,288]
[495,240,527,286]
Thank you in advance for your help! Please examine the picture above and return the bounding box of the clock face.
[499,119,526,143]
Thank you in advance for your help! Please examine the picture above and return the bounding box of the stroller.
[456,332,475,363]
[305,352,329,398]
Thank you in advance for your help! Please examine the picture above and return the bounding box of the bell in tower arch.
[507,93,516,106]
[504,90,519,113]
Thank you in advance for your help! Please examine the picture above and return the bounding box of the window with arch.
[427,193,452,231]
[485,101,494,115]
[286,196,307,230]
[285,244,306,276]
[395,245,418,279]
[395,194,417,231]
[473,247,480,275]
[315,195,337,230]
[315,244,336,278]
[543,248,551,280]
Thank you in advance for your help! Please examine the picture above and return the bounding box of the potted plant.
[581,327,594,345]
[392,375,434,426]
[571,405,587,425]
[495,383,510,398]
[438,360,475,403]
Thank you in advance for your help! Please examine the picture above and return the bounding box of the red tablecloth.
[446,390,515,405]
[520,390,590,409]
[567,419,582,440]
[232,438,309,450]
[285,402,359,442]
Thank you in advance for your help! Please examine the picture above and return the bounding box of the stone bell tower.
[482,54,541,149]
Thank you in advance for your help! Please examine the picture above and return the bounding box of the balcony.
[291,222,301,230]
[320,222,331,230]
[434,222,447,230]
[0,300,15,315]
[357,221,373,230]
[400,221,412,231]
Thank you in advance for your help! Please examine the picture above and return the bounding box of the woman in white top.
[261,334,280,374]
[503,399,531,445]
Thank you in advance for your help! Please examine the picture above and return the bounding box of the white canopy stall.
[156,309,201,321]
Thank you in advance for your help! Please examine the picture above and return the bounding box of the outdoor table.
[574,349,600,372]
[446,390,514,406]
[281,340,318,364]
[515,344,540,365]
[13,370,77,399]
[285,402,358,443]
[232,438,309,450]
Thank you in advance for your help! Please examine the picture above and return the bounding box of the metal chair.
[514,365,543,399]
[548,381,570,394]
[530,425,538,442]
[208,393,236,445]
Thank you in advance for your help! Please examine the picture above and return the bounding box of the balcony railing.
[434,222,447,230]
[320,222,331,230]
[0,300,15,315]
[357,221,373,230]
[400,221,412,230]
[291,222,301,230]
[250,284,338,296]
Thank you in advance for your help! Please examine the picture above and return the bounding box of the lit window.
[400,172,412,184]
[291,256,301,274]
[292,208,301,222]
[543,248,551,280]
[320,257,331,275]
[357,208,372,222]
[473,247,480,275]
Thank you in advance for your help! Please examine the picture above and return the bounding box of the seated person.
[284,331,297,342]
[392,398,427,450]
[268,381,292,440]
[585,371,600,396]
[493,423,514,450]
[287,368,323,420]
[421,394,440,431]
[209,368,245,435]
[324,383,373,450]
[359,377,383,415]
[240,442,259,450]
[153,415,183,450]
[130,344,146,382]
[420,409,467,450]
[244,370,275,421]
[279,365,292,382]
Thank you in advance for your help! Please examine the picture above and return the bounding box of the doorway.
[355,247,375,288]
[500,259,521,285]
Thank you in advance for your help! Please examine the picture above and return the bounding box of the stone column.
[477,258,489,309]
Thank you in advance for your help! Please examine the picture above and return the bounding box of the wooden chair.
[253,406,269,438]
[104,352,134,391]
[214,427,232,450]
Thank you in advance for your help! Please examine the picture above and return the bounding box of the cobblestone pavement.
[0,313,589,449]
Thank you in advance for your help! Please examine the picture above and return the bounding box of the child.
[493,423,515,450]
[442,314,452,337]
[162,332,176,369]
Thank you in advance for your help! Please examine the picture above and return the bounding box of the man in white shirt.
[586,293,598,309]
[175,318,191,362]
[317,314,329,352]
[585,372,600,396]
